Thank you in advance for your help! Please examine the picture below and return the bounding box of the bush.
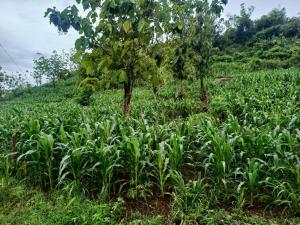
[263,46,291,60]
[76,84,94,106]
[233,52,248,63]
[288,54,300,67]
[215,55,234,63]
[248,57,263,71]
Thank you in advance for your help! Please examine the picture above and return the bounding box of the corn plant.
[155,141,170,196]
[93,141,121,199]
[171,171,208,218]
[246,158,264,206]
[125,137,151,199]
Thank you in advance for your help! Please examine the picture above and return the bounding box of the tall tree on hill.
[222,3,255,45]
[255,8,287,32]
[32,51,73,87]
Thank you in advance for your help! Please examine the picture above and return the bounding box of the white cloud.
[0,0,78,77]
[223,0,300,19]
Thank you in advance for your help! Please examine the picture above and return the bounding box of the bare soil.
[214,76,236,82]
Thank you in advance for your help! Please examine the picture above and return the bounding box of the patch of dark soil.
[122,195,172,219]
[201,96,209,112]
[214,77,236,82]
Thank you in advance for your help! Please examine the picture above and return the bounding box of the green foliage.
[1,68,300,214]
[214,36,300,74]
[45,0,168,115]
[255,8,288,32]
[0,66,5,96]
[224,3,255,44]
[0,67,26,98]
[0,180,125,225]
[168,0,226,100]
[1,1,300,224]
[32,50,75,87]
[220,5,300,48]
[76,83,94,106]
[2,179,298,224]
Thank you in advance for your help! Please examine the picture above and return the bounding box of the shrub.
[215,55,234,63]
[233,52,248,63]
[76,84,94,106]
[248,57,263,71]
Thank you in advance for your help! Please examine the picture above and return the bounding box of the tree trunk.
[200,77,206,101]
[200,77,209,112]
[124,79,133,117]
[177,80,185,100]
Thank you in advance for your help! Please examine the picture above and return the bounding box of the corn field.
[0,69,299,212]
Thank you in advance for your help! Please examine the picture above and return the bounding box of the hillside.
[1,68,300,224]
[1,1,300,224]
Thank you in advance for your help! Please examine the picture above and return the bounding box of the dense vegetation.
[1,68,299,224]
[0,1,300,224]
[214,6,300,74]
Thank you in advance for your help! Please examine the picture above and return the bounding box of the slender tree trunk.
[200,77,207,101]
[124,79,133,117]
[178,80,185,100]
[200,77,209,112]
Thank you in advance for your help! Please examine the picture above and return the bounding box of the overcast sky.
[0,0,299,79]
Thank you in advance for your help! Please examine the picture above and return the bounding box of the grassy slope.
[1,179,296,225]
[0,69,300,224]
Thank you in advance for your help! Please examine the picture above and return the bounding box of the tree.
[32,51,72,87]
[0,67,24,98]
[168,0,226,100]
[222,4,255,45]
[0,66,5,96]
[31,66,43,86]
[191,0,227,103]
[45,0,168,116]
[255,8,287,32]
[233,4,255,44]
[168,0,194,99]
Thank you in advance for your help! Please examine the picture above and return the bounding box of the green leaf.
[177,23,183,31]
[138,19,146,32]
[118,70,128,83]
[86,66,92,75]
[75,39,82,50]
[123,20,132,33]
[98,58,112,71]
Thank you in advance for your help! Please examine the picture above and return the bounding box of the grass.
[1,179,298,225]
[0,68,299,224]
